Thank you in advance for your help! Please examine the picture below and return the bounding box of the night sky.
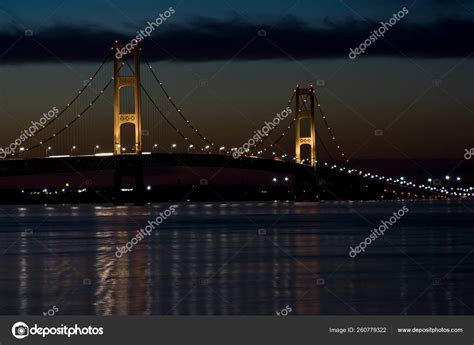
[0,0,473,162]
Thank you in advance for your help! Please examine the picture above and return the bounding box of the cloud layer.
[0,16,473,63]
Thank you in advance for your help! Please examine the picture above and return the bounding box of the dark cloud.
[0,16,473,63]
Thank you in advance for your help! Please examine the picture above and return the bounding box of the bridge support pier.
[113,155,145,206]
[112,42,145,206]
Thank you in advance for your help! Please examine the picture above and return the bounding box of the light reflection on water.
[0,200,473,315]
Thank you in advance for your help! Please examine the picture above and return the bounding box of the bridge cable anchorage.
[313,93,350,165]
[122,59,204,153]
[18,51,112,145]
[142,55,228,155]
[11,62,122,158]
[255,91,305,158]
[245,89,297,156]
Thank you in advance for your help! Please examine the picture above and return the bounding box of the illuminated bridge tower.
[113,43,144,206]
[295,86,317,168]
[113,42,143,155]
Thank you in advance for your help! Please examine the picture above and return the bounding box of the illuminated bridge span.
[7,43,343,165]
[0,43,461,204]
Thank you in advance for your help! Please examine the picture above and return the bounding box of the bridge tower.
[295,86,317,168]
[113,43,142,155]
[112,43,144,206]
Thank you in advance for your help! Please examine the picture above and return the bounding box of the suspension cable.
[122,58,205,153]
[18,51,112,144]
[256,91,345,165]
[314,93,350,164]
[143,55,225,153]
[249,90,296,152]
[302,100,334,163]
[140,82,204,152]
[10,66,118,158]
[253,91,303,156]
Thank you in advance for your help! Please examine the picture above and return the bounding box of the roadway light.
[272,177,277,182]
[456,177,461,181]
[153,144,158,152]
[445,175,450,181]
[122,147,126,152]
[171,144,177,149]
[428,178,432,183]
[219,146,225,151]
[94,145,100,153]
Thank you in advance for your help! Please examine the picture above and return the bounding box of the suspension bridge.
[0,43,462,205]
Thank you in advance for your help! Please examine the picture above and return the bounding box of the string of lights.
[139,81,204,152]
[314,93,349,164]
[11,61,120,158]
[302,100,335,163]
[255,112,296,157]
[19,52,111,145]
[253,90,303,157]
[143,55,228,154]
[249,90,296,152]
[122,59,205,153]
[254,88,350,166]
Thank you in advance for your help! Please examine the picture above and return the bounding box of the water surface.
[0,200,473,315]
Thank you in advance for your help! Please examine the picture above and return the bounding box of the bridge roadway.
[0,153,436,204]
